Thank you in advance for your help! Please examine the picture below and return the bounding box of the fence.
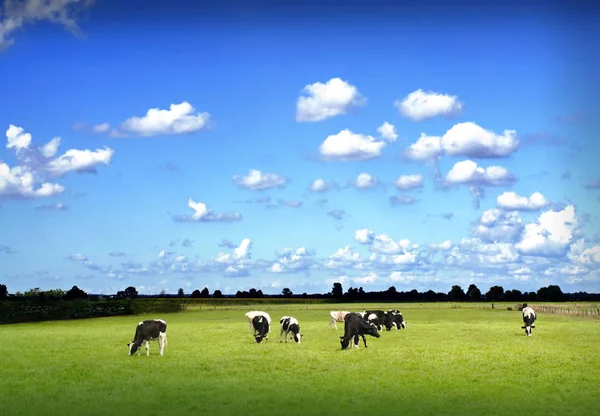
[533,304,600,318]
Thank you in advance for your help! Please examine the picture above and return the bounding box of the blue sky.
[1,0,599,296]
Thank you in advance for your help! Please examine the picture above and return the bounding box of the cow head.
[127,342,138,356]
[293,332,302,343]
[340,336,351,350]
[366,326,381,338]
[255,333,267,343]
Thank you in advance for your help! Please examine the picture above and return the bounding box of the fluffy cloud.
[233,169,287,190]
[1,125,113,199]
[92,123,110,133]
[319,129,386,161]
[296,77,365,122]
[172,198,242,222]
[394,89,463,122]
[496,191,549,211]
[268,247,316,274]
[445,160,516,186]
[515,205,579,257]
[0,0,92,51]
[429,240,453,251]
[404,122,519,161]
[354,228,375,244]
[441,122,518,158]
[118,102,210,137]
[309,178,338,192]
[471,209,524,243]
[377,122,398,142]
[394,174,424,190]
[353,173,380,189]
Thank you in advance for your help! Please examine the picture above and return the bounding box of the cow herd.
[127,305,538,356]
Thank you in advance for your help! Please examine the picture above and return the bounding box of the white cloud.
[404,122,519,162]
[45,147,114,176]
[233,169,287,190]
[471,209,524,243]
[395,89,463,122]
[0,163,64,198]
[172,198,242,222]
[496,191,549,211]
[354,173,379,189]
[403,134,443,162]
[352,272,377,285]
[92,123,111,133]
[515,205,578,256]
[445,160,515,186]
[325,246,363,269]
[1,125,113,199]
[354,229,374,244]
[119,102,210,136]
[370,234,411,255]
[429,240,453,251]
[441,122,518,158]
[394,174,424,190]
[377,122,398,142]
[267,247,316,273]
[319,129,386,161]
[0,0,92,51]
[310,178,336,192]
[40,137,60,158]
[296,77,365,122]
[6,125,31,151]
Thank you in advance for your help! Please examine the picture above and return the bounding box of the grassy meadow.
[1,303,599,416]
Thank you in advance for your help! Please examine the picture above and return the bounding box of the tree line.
[1,282,599,303]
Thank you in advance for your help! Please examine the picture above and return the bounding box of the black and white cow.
[252,315,270,343]
[521,306,536,336]
[280,316,302,343]
[329,310,350,329]
[388,310,407,329]
[127,319,168,356]
[340,312,380,350]
[246,311,272,333]
[365,313,381,330]
[364,310,393,331]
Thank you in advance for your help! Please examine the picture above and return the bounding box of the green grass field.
[1,304,599,416]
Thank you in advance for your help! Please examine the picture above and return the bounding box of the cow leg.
[353,335,360,349]
[145,340,150,356]
[362,335,368,348]
[158,333,166,355]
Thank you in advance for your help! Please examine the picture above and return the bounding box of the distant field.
[1,304,599,416]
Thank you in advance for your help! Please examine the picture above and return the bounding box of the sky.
[1,0,599,296]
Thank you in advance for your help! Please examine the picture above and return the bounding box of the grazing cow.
[252,315,270,343]
[366,313,381,330]
[329,310,350,329]
[280,316,302,343]
[246,311,272,333]
[127,319,168,356]
[521,306,536,336]
[364,310,393,331]
[340,313,380,350]
[388,310,407,329]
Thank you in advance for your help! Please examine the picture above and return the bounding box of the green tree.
[331,282,343,299]
[282,288,293,297]
[0,284,8,300]
[213,289,223,298]
[448,285,466,301]
[486,285,504,301]
[123,286,138,299]
[466,284,481,301]
[178,288,185,297]
[64,285,88,300]
[200,287,210,298]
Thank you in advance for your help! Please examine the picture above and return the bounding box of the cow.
[329,310,350,329]
[340,312,380,350]
[252,315,270,343]
[521,306,536,336]
[388,310,407,329]
[364,310,393,331]
[246,311,272,333]
[280,316,302,343]
[365,313,381,330]
[127,319,168,356]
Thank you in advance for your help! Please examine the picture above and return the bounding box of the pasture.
[1,303,599,416]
